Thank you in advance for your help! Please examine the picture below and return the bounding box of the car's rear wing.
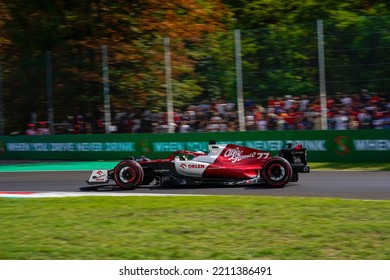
[279,143,310,173]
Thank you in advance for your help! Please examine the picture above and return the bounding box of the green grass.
[310,162,390,171]
[1,196,389,260]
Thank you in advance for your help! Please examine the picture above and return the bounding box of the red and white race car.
[83,140,310,190]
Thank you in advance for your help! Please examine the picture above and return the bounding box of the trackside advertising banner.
[0,130,389,162]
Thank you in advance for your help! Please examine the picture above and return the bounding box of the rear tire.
[114,160,144,189]
[261,157,293,188]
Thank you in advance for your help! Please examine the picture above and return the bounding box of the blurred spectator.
[36,121,51,135]
[256,115,268,131]
[226,121,238,131]
[340,94,352,108]
[334,111,349,130]
[299,95,310,111]
[245,114,256,131]
[348,115,360,130]
[154,120,169,133]
[373,111,390,129]
[25,123,37,135]
[284,109,297,130]
[284,95,294,111]
[357,109,372,129]
[178,121,192,133]
[206,112,227,132]
[275,114,285,130]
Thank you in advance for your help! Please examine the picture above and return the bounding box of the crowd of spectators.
[25,121,52,135]
[113,90,390,133]
[25,90,390,135]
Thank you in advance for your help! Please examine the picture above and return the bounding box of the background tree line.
[0,0,389,133]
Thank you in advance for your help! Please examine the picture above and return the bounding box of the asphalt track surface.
[1,170,389,200]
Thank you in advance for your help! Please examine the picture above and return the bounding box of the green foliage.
[222,0,390,101]
[0,0,389,133]
[0,0,232,132]
[240,22,320,100]
[1,196,389,259]
[224,0,390,27]
[324,16,390,94]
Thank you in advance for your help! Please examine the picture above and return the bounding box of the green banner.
[1,130,389,162]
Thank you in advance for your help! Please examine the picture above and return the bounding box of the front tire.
[114,160,144,189]
[261,157,293,188]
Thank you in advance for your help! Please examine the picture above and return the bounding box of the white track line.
[0,192,205,198]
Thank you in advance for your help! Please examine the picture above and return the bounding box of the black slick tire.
[114,160,144,189]
[261,157,293,188]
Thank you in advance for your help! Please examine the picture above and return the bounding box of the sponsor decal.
[333,137,389,154]
[286,140,326,151]
[154,169,170,173]
[224,148,256,163]
[94,179,106,182]
[292,156,302,164]
[180,163,205,169]
[152,142,186,152]
[5,142,135,152]
[224,148,270,163]
[93,170,107,181]
[353,139,389,151]
[245,140,284,150]
[4,138,389,155]
[334,136,351,155]
[151,140,328,152]
[136,140,152,154]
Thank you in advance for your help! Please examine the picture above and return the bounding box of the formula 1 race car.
[83,141,309,190]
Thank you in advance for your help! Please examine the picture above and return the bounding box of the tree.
[222,0,390,102]
[223,0,390,27]
[124,0,234,109]
[0,1,11,51]
[0,0,233,132]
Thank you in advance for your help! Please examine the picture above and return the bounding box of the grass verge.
[310,162,390,171]
[1,196,389,260]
